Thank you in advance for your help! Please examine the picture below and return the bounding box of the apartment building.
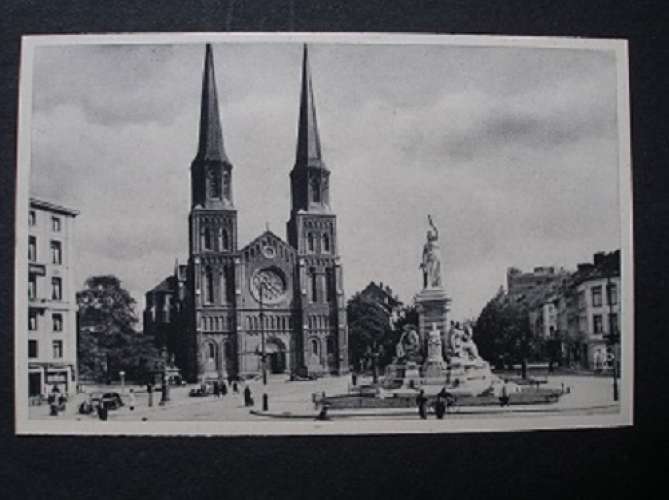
[27,198,79,398]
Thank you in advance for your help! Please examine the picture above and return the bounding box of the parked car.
[189,385,212,397]
[78,392,124,414]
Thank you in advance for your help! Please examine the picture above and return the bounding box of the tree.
[474,289,534,376]
[77,275,162,383]
[347,293,394,380]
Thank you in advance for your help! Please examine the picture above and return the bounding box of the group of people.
[415,388,455,419]
[208,379,255,407]
[47,385,67,416]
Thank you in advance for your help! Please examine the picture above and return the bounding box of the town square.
[17,34,631,433]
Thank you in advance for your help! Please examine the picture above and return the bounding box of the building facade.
[27,198,79,398]
[359,281,404,327]
[145,44,349,382]
[522,250,620,369]
[571,251,620,370]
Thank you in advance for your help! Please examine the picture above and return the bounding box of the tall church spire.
[295,45,325,169]
[196,44,229,163]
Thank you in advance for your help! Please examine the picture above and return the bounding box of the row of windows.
[307,315,332,330]
[244,243,295,264]
[201,268,232,304]
[577,283,619,308]
[200,227,232,252]
[246,315,293,331]
[201,315,234,332]
[303,219,333,230]
[205,340,234,361]
[28,236,62,264]
[29,211,62,232]
[28,339,63,359]
[592,312,619,335]
[28,276,62,301]
[29,311,63,331]
[309,337,336,356]
[306,232,331,253]
[307,269,335,303]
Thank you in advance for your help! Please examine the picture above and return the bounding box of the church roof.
[195,44,230,164]
[147,276,175,295]
[294,45,326,170]
[241,230,296,256]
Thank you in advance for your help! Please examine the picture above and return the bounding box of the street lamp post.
[159,348,170,405]
[605,274,620,402]
[259,282,268,411]
[119,370,125,394]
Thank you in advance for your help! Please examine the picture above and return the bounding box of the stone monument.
[415,215,450,353]
[380,215,511,398]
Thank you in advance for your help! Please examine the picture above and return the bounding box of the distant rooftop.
[30,197,79,216]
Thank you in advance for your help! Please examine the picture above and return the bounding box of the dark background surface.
[0,1,667,498]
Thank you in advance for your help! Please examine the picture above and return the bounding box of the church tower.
[187,44,239,381]
[287,46,349,375]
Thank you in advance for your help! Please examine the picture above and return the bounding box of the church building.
[144,44,349,381]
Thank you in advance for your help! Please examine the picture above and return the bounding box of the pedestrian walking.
[316,404,330,421]
[434,391,446,419]
[244,385,254,407]
[58,393,67,413]
[128,388,136,411]
[147,382,154,407]
[48,392,58,416]
[416,389,428,420]
[221,380,228,396]
[213,380,220,398]
[232,381,239,394]
[97,401,108,421]
[500,379,510,407]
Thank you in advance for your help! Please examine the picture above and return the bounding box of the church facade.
[144,44,349,381]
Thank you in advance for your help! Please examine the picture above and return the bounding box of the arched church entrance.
[266,338,287,374]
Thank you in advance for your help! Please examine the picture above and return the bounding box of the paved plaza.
[29,372,621,423]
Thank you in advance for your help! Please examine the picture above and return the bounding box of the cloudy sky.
[29,39,622,323]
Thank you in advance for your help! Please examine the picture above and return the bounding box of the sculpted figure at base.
[461,326,481,361]
[425,322,445,363]
[395,325,421,363]
[420,215,442,289]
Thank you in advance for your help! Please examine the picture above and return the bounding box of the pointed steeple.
[196,44,229,163]
[295,45,325,169]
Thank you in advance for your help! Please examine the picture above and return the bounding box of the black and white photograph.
[14,33,632,435]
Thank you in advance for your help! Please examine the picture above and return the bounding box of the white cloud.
[29,41,623,322]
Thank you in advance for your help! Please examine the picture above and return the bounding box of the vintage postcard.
[15,33,633,435]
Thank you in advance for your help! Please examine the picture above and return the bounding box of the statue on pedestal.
[420,215,442,289]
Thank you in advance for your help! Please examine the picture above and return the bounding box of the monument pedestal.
[415,287,450,352]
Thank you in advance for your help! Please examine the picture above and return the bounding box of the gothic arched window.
[311,177,321,203]
[311,270,318,303]
[322,233,330,253]
[307,233,314,253]
[202,227,213,250]
[325,268,334,302]
[222,170,231,200]
[208,167,221,199]
[221,229,230,250]
[204,267,214,303]
[311,339,319,355]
